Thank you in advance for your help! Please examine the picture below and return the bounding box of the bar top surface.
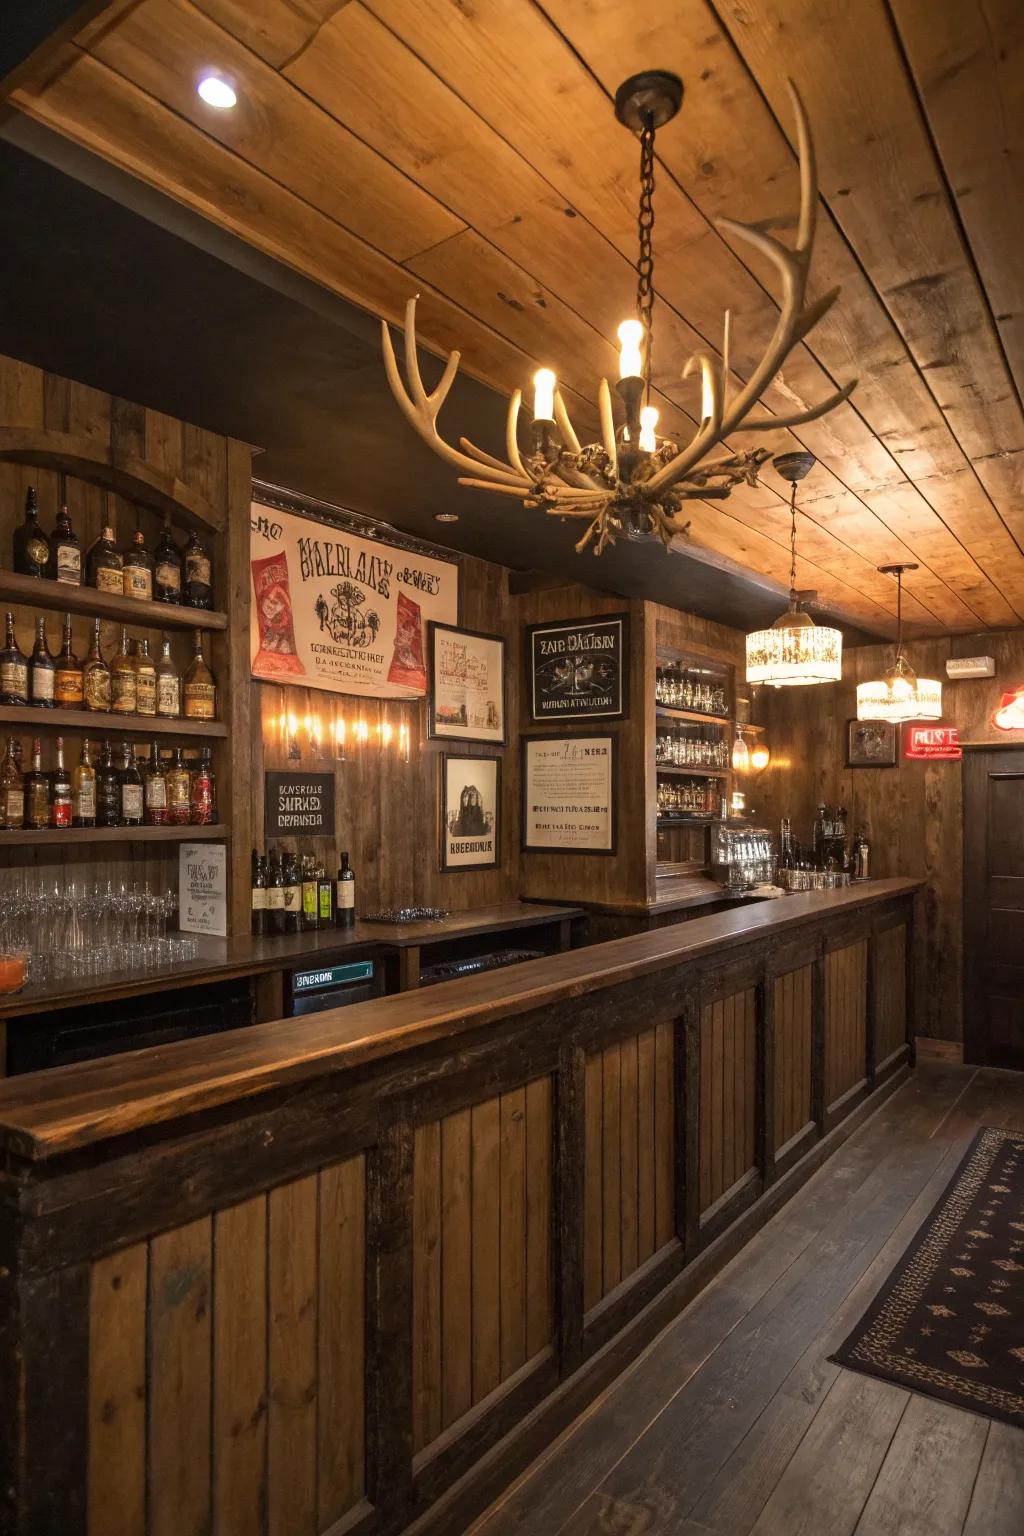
[0,879,918,1161]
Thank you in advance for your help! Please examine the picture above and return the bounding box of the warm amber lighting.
[750,741,771,771]
[856,564,942,723]
[638,405,659,453]
[732,729,751,773]
[617,318,644,379]
[532,368,556,420]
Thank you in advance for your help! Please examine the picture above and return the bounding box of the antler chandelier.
[382,72,856,557]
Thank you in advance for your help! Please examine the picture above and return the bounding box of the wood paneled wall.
[825,941,867,1110]
[699,990,757,1217]
[773,965,812,1154]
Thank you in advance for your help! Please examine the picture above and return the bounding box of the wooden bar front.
[0,879,917,1536]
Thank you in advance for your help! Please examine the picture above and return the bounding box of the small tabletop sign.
[179,842,227,937]
[265,770,335,838]
[904,725,962,761]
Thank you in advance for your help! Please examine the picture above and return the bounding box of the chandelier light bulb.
[638,405,659,452]
[532,367,556,421]
[617,319,644,380]
[701,371,714,424]
[197,74,237,109]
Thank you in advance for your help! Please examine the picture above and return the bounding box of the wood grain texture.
[699,990,757,1215]
[317,1154,365,1525]
[88,1244,147,1536]
[267,1176,318,1536]
[212,1196,267,1536]
[875,925,907,1067]
[825,942,867,1108]
[773,966,813,1152]
[148,1218,212,1536]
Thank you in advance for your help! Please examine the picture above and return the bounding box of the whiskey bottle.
[267,847,286,936]
[0,737,24,829]
[86,525,123,594]
[153,516,183,604]
[122,529,154,602]
[183,631,216,719]
[336,850,356,928]
[119,742,143,827]
[13,488,50,578]
[183,528,213,609]
[48,505,82,587]
[110,627,137,716]
[144,741,168,826]
[54,614,83,708]
[166,746,191,826]
[190,746,215,825]
[134,638,157,717]
[282,845,302,933]
[82,619,112,713]
[155,634,181,718]
[24,736,50,830]
[95,740,120,828]
[0,612,28,705]
[28,617,55,709]
[301,853,319,931]
[50,736,72,829]
[251,849,268,937]
[72,738,97,827]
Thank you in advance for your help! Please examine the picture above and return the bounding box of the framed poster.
[521,734,617,854]
[847,719,898,768]
[439,754,502,872]
[526,612,629,722]
[178,842,227,937]
[427,622,506,745]
[250,481,459,699]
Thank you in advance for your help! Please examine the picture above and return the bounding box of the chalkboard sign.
[265,771,335,837]
[526,612,628,721]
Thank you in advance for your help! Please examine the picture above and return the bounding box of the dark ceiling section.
[0,126,876,640]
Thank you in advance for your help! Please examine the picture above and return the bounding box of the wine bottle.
[72,738,97,828]
[135,638,157,718]
[48,505,82,587]
[336,850,356,928]
[13,488,50,578]
[119,742,143,827]
[190,745,215,825]
[110,627,137,716]
[166,746,191,827]
[82,619,112,713]
[183,528,213,609]
[267,847,286,936]
[0,612,29,706]
[144,742,168,827]
[95,740,120,828]
[251,849,268,936]
[50,736,72,829]
[282,845,302,933]
[24,737,50,830]
[154,516,184,604]
[122,529,154,602]
[54,614,83,708]
[317,858,335,927]
[28,617,55,709]
[86,525,123,594]
[0,737,24,830]
[301,853,318,931]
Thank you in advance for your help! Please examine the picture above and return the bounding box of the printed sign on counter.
[521,734,617,854]
[265,771,335,838]
[179,843,227,937]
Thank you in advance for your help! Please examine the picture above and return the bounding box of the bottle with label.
[54,614,83,708]
[111,628,137,716]
[282,845,302,933]
[0,612,29,706]
[72,738,96,828]
[317,858,335,927]
[82,619,112,713]
[336,850,356,928]
[854,828,871,882]
[154,516,184,604]
[122,529,154,601]
[251,848,268,936]
[50,736,72,829]
[86,525,123,594]
[301,853,319,931]
[155,634,181,718]
[0,737,24,829]
[166,746,191,826]
[119,742,143,827]
[134,639,157,717]
[183,631,216,719]
[25,737,50,830]
[28,618,55,709]
[48,505,82,587]
[190,746,215,825]
[183,528,213,609]
[144,741,168,826]
[267,847,286,936]
[95,741,120,828]
[13,488,50,578]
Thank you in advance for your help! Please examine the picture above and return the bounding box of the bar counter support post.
[811,947,826,1137]
[554,1044,585,1374]
[865,923,879,1092]
[906,903,917,1066]
[757,970,776,1189]
[678,994,701,1258]
[365,1118,415,1522]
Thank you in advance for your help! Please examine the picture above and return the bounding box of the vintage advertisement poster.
[250,499,458,698]
[440,754,501,871]
[526,613,628,721]
[428,623,506,744]
[522,735,616,854]
[178,842,227,937]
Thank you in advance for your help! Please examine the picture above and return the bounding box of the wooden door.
[963,749,1024,1068]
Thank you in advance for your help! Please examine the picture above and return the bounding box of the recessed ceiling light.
[434,512,459,523]
[197,75,237,110]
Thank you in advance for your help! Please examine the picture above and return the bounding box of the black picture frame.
[426,621,507,746]
[525,612,629,722]
[438,753,502,873]
[520,733,618,856]
[846,718,898,768]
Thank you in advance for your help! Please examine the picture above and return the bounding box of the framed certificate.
[521,734,617,855]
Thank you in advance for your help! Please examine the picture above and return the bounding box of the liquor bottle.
[155,634,181,718]
[0,737,24,829]
[190,746,215,825]
[812,803,827,869]
[0,612,29,706]
[122,529,154,602]
[72,738,97,827]
[833,804,849,870]
[28,617,55,709]
[50,736,72,829]
[166,746,191,826]
[13,488,50,577]
[301,853,319,931]
[95,740,120,827]
[143,741,168,826]
[336,851,355,928]
[778,817,795,871]
[54,614,83,708]
[86,525,123,594]
[251,849,268,936]
[183,528,213,609]
[119,742,143,827]
[111,628,137,716]
[24,737,50,830]
[134,638,157,717]
[267,847,286,936]
[317,858,335,927]
[82,619,112,713]
[154,516,184,604]
[183,631,216,719]
[282,845,302,933]
[854,828,871,882]
[48,505,82,586]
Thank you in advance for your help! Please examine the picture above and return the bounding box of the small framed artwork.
[846,718,898,768]
[526,612,629,722]
[521,734,617,854]
[427,622,506,745]
[439,753,502,872]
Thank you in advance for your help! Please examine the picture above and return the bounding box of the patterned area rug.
[833,1125,1024,1429]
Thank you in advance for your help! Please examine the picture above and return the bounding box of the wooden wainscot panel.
[875,923,909,1073]
[825,941,868,1121]
[699,989,757,1225]
[773,965,814,1161]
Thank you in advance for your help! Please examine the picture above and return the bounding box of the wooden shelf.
[0,570,227,632]
[657,815,721,828]
[655,763,729,779]
[0,823,230,847]
[655,705,732,727]
[0,705,226,738]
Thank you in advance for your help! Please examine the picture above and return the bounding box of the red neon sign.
[993,689,1024,731]
[904,726,962,761]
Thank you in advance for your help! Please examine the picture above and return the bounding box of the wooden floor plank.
[852,1393,988,1536]
[963,1423,1024,1536]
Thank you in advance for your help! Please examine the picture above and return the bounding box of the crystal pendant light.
[745,453,842,688]
[732,726,751,773]
[856,563,942,723]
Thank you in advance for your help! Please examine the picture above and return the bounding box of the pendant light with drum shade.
[855,564,942,723]
[745,453,842,687]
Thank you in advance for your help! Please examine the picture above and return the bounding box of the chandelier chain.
[788,480,798,599]
[636,111,656,402]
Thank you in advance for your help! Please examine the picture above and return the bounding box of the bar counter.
[0,878,918,1535]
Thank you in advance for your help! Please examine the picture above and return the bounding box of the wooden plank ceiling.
[6,0,1023,636]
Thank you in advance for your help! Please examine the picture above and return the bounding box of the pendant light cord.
[788,479,798,607]
[894,568,904,667]
[636,111,656,406]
